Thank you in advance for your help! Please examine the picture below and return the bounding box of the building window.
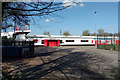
[66,40,74,42]
[60,40,63,43]
[81,40,88,42]
[41,40,44,44]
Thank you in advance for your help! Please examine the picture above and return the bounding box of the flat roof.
[26,35,119,39]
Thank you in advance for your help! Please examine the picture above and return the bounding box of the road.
[2,46,119,79]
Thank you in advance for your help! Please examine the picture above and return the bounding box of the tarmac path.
[2,46,119,79]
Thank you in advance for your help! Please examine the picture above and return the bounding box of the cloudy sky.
[30,2,118,35]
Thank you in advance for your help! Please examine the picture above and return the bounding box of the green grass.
[97,44,120,51]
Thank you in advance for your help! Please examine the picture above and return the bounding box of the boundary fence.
[2,41,34,57]
[96,35,120,51]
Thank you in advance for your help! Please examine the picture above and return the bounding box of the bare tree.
[97,29,104,36]
[90,33,97,36]
[43,31,50,35]
[114,33,119,36]
[2,1,81,31]
[82,30,90,36]
[109,33,113,36]
[63,31,70,36]
[104,32,109,36]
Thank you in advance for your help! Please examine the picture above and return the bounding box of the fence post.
[29,41,34,55]
[32,41,34,54]
[96,35,98,48]
[114,34,115,50]
[104,35,105,49]
[111,35,112,45]
[119,35,120,51]
[10,41,12,47]
[22,41,23,47]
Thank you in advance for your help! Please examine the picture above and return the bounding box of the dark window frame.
[81,40,89,42]
[66,40,74,42]
[41,40,44,44]
[60,40,63,43]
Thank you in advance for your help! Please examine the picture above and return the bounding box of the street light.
[94,10,98,36]
[60,30,62,35]
[94,10,98,48]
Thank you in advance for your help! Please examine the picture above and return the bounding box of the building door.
[44,40,60,47]
[49,41,53,46]
[48,40,57,46]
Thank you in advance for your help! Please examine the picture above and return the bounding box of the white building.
[26,35,96,46]
[1,32,14,38]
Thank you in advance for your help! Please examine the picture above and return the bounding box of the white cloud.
[63,0,77,7]
[45,19,51,22]
[63,0,84,7]
[80,3,84,7]
[45,18,55,22]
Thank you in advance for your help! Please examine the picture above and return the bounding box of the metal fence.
[96,35,120,50]
[2,41,34,57]
[3,41,33,47]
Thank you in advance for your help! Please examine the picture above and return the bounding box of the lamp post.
[60,30,62,35]
[94,10,98,36]
[94,10,98,48]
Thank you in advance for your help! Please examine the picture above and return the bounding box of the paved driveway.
[2,46,119,79]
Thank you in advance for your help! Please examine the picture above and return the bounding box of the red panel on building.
[91,40,93,43]
[57,39,60,46]
[116,40,119,44]
[100,40,101,44]
[105,40,107,45]
[48,40,57,46]
[44,39,47,46]
[95,40,98,46]
[44,40,60,47]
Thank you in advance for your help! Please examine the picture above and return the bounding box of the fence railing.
[2,41,34,57]
[96,35,120,50]
[2,41,33,47]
